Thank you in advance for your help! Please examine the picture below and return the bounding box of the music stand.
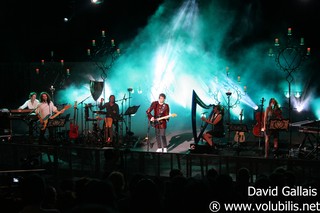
[268,119,289,131]
[47,114,70,128]
[124,105,140,116]
[123,105,140,148]
[229,123,248,156]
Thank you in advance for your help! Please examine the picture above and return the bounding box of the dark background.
[1,0,319,110]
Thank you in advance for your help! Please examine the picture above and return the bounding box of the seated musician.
[99,95,120,146]
[201,105,225,149]
[18,92,40,139]
[262,98,282,158]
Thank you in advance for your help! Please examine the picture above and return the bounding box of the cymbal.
[93,111,107,114]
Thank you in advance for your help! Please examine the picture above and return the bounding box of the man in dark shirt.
[146,93,170,152]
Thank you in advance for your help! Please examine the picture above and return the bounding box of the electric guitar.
[233,109,246,143]
[150,113,177,127]
[69,101,79,139]
[39,104,71,130]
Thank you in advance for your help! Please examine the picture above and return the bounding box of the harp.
[191,90,215,144]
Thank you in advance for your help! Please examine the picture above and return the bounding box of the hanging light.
[294,92,301,99]
[91,0,104,4]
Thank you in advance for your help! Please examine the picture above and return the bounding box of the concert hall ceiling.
[1,0,319,62]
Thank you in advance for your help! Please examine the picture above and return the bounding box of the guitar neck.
[156,115,171,121]
[50,105,71,119]
[50,111,62,119]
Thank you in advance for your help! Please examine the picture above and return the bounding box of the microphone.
[49,85,55,92]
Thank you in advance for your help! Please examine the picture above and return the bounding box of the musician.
[36,92,65,144]
[18,92,40,138]
[201,105,225,148]
[262,98,282,158]
[146,93,170,153]
[19,92,39,110]
[99,95,120,146]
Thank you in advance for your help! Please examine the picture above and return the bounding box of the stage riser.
[1,142,320,185]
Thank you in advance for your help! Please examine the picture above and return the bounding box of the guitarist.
[36,92,66,145]
[146,93,170,153]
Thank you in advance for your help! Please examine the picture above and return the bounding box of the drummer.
[99,95,120,146]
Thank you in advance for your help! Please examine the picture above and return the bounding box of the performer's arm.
[202,114,221,125]
[263,108,268,131]
[165,104,170,122]
[146,102,156,120]
[18,100,28,109]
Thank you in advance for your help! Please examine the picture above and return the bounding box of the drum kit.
[82,103,104,145]
[81,103,124,146]
[77,81,137,147]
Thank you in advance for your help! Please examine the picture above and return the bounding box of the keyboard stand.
[299,131,320,159]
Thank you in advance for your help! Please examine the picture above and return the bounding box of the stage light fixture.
[91,0,104,4]
[294,92,301,99]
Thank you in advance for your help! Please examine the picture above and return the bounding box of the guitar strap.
[156,102,166,118]
[160,103,166,116]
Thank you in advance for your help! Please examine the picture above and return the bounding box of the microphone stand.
[78,95,91,141]
[258,98,264,150]
[114,94,131,147]
[146,120,151,152]
[49,86,55,103]
[119,94,126,147]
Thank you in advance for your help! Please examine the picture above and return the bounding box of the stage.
[0,127,319,187]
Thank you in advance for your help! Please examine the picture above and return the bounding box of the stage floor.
[0,129,319,185]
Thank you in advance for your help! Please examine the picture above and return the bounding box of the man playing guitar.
[146,93,170,153]
[36,92,68,144]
